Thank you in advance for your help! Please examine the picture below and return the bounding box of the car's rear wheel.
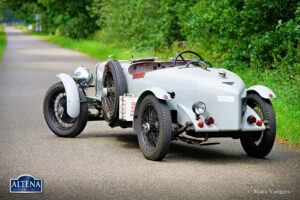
[43,82,88,137]
[240,93,276,158]
[136,94,172,161]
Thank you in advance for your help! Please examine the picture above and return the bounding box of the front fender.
[133,87,170,133]
[247,85,276,99]
[146,86,170,100]
[56,73,80,118]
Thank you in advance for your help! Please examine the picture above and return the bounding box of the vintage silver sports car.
[43,48,276,161]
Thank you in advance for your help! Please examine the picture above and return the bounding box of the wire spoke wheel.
[141,105,160,151]
[137,94,172,161]
[48,90,75,131]
[43,82,88,137]
[240,93,276,158]
[244,102,265,145]
[252,104,264,145]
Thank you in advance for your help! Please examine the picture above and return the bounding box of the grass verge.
[0,25,6,63]
[19,27,300,148]
[28,32,133,60]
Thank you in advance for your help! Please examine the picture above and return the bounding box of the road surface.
[0,27,299,200]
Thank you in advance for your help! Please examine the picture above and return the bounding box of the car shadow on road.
[168,142,259,163]
[79,131,273,164]
[79,131,140,149]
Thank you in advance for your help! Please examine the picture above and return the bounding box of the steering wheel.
[173,50,204,67]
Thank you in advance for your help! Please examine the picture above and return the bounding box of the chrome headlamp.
[72,66,93,86]
[192,101,206,115]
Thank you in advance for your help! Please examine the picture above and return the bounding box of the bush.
[92,0,183,48]
[86,0,299,70]
[4,0,299,67]
[178,0,299,68]
[249,19,299,67]
[39,0,99,39]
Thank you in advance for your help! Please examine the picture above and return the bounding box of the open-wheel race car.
[43,47,276,161]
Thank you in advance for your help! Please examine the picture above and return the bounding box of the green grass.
[0,25,6,63]
[29,32,133,60]
[20,27,300,147]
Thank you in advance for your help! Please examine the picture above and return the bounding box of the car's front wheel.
[240,93,276,158]
[43,82,88,137]
[136,94,172,161]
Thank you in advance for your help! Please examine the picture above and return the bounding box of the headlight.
[192,101,206,115]
[72,66,93,86]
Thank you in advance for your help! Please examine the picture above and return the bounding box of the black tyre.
[136,94,172,161]
[101,60,126,127]
[43,82,88,137]
[240,93,276,158]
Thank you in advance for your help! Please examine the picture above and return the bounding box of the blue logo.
[10,175,42,193]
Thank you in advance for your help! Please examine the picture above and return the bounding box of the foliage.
[1,0,100,39]
[91,0,183,48]
[3,0,299,67]
[178,0,299,68]
[88,0,300,69]
[36,0,99,39]
[1,0,38,24]
[0,1,3,21]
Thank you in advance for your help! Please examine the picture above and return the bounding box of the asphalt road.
[0,27,299,200]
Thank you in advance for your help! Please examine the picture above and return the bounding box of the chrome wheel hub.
[57,106,64,115]
[54,93,74,128]
[142,123,150,133]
